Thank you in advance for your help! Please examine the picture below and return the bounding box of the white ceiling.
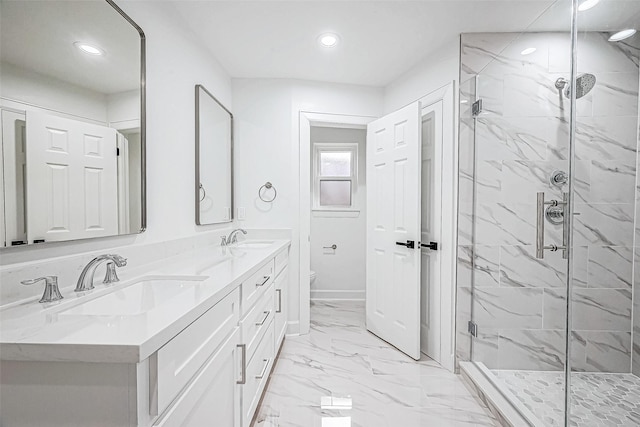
[1,1,141,95]
[3,1,638,94]
[170,0,640,87]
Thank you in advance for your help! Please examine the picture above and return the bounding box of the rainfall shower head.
[555,73,597,99]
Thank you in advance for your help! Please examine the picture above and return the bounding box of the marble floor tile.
[491,369,640,427]
[255,301,498,426]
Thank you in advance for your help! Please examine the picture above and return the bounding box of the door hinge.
[117,147,120,156]
[472,99,483,117]
[468,321,478,337]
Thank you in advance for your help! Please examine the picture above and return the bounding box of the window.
[313,143,357,210]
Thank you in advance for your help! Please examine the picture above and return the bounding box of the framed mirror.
[195,84,233,225]
[0,0,145,247]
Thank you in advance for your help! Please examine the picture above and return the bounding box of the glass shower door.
[460,1,640,425]
[462,2,576,423]
[568,2,640,425]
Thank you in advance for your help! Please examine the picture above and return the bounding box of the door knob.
[395,240,415,249]
[422,242,438,250]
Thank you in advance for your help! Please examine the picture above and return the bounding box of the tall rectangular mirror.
[195,84,233,225]
[0,0,145,247]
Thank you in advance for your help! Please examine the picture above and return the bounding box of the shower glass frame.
[463,0,579,425]
[464,0,640,425]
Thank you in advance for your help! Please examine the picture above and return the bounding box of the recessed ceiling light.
[73,42,104,56]
[520,47,537,56]
[318,33,340,48]
[609,29,637,42]
[578,0,600,12]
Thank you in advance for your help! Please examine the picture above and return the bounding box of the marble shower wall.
[456,32,640,373]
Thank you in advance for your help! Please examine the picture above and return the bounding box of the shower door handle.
[536,193,545,258]
[536,192,568,259]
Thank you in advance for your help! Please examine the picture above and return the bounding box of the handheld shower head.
[555,73,596,99]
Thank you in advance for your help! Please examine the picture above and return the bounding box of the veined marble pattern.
[491,369,640,427]
[255,301,498,427]
[457,30,639,374]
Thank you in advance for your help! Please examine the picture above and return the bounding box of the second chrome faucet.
[221,229,247,247]
[75,254,127,292]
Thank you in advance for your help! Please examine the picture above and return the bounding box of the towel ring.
[199,183,206,202]
[259,182,277,203]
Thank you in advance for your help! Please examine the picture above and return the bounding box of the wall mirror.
[195,84,233,225]
[0,0,145,247]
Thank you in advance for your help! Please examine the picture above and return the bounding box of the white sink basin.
[195,255,233,275]
[61,276,207,316]
[234,240,274,249]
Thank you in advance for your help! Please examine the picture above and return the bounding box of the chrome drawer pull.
[255,358,270,379]
[255,310,270,326]
[256,275,270,287]
[276,289,282,313]
[237,344,246,385]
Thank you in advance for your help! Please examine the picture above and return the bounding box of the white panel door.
[26,111,118,243]
[1,110,27,246]
[117,133,131,235]
[366,102,421,360]
[420,101,443,362]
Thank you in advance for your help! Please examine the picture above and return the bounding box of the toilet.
[310,270,317,286]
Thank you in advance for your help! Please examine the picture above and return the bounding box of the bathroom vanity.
[0,239,290,427]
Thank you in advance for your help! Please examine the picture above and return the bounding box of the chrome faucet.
[75,254,127,292]
[226,228,247,245]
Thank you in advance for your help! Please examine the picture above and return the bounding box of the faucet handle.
[103,262,120,285]
[21,276,64,304]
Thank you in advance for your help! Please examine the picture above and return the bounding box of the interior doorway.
[299,82,457,372]
[309,126,367,301]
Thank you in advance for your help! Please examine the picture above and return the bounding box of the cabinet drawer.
[153,287,240,416]
[241,260,274,315]
[153,328,241,427]
[241,284,275,363]
[275,248,289,277]
[242,321,274,427]
[274,267,288,350]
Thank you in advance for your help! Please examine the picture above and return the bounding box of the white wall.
[233,78,383,331]
[384,37,460,114]
[310,127,366,300]
[107,89,140,126]
[0,62,108,122]
[0,2,235,303]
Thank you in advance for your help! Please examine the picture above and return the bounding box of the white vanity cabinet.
[274,249,289,350]
[150,287,242,427]
[152,327,242,427]
[0,243,290,427]
[153,248,289,427]
[237,247,288,427]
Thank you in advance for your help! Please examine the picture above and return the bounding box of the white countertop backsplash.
[0,229,291,363]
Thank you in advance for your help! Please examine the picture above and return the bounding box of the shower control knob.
[549,170,568,187]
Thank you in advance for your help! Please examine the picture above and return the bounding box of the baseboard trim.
[286,320,300,336]
[310,290,365,300]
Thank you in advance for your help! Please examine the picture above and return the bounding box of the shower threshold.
[466,361,640,427]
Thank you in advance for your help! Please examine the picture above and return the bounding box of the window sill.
[312,209,361,218]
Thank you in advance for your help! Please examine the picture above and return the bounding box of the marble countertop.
[0,240,290,364]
